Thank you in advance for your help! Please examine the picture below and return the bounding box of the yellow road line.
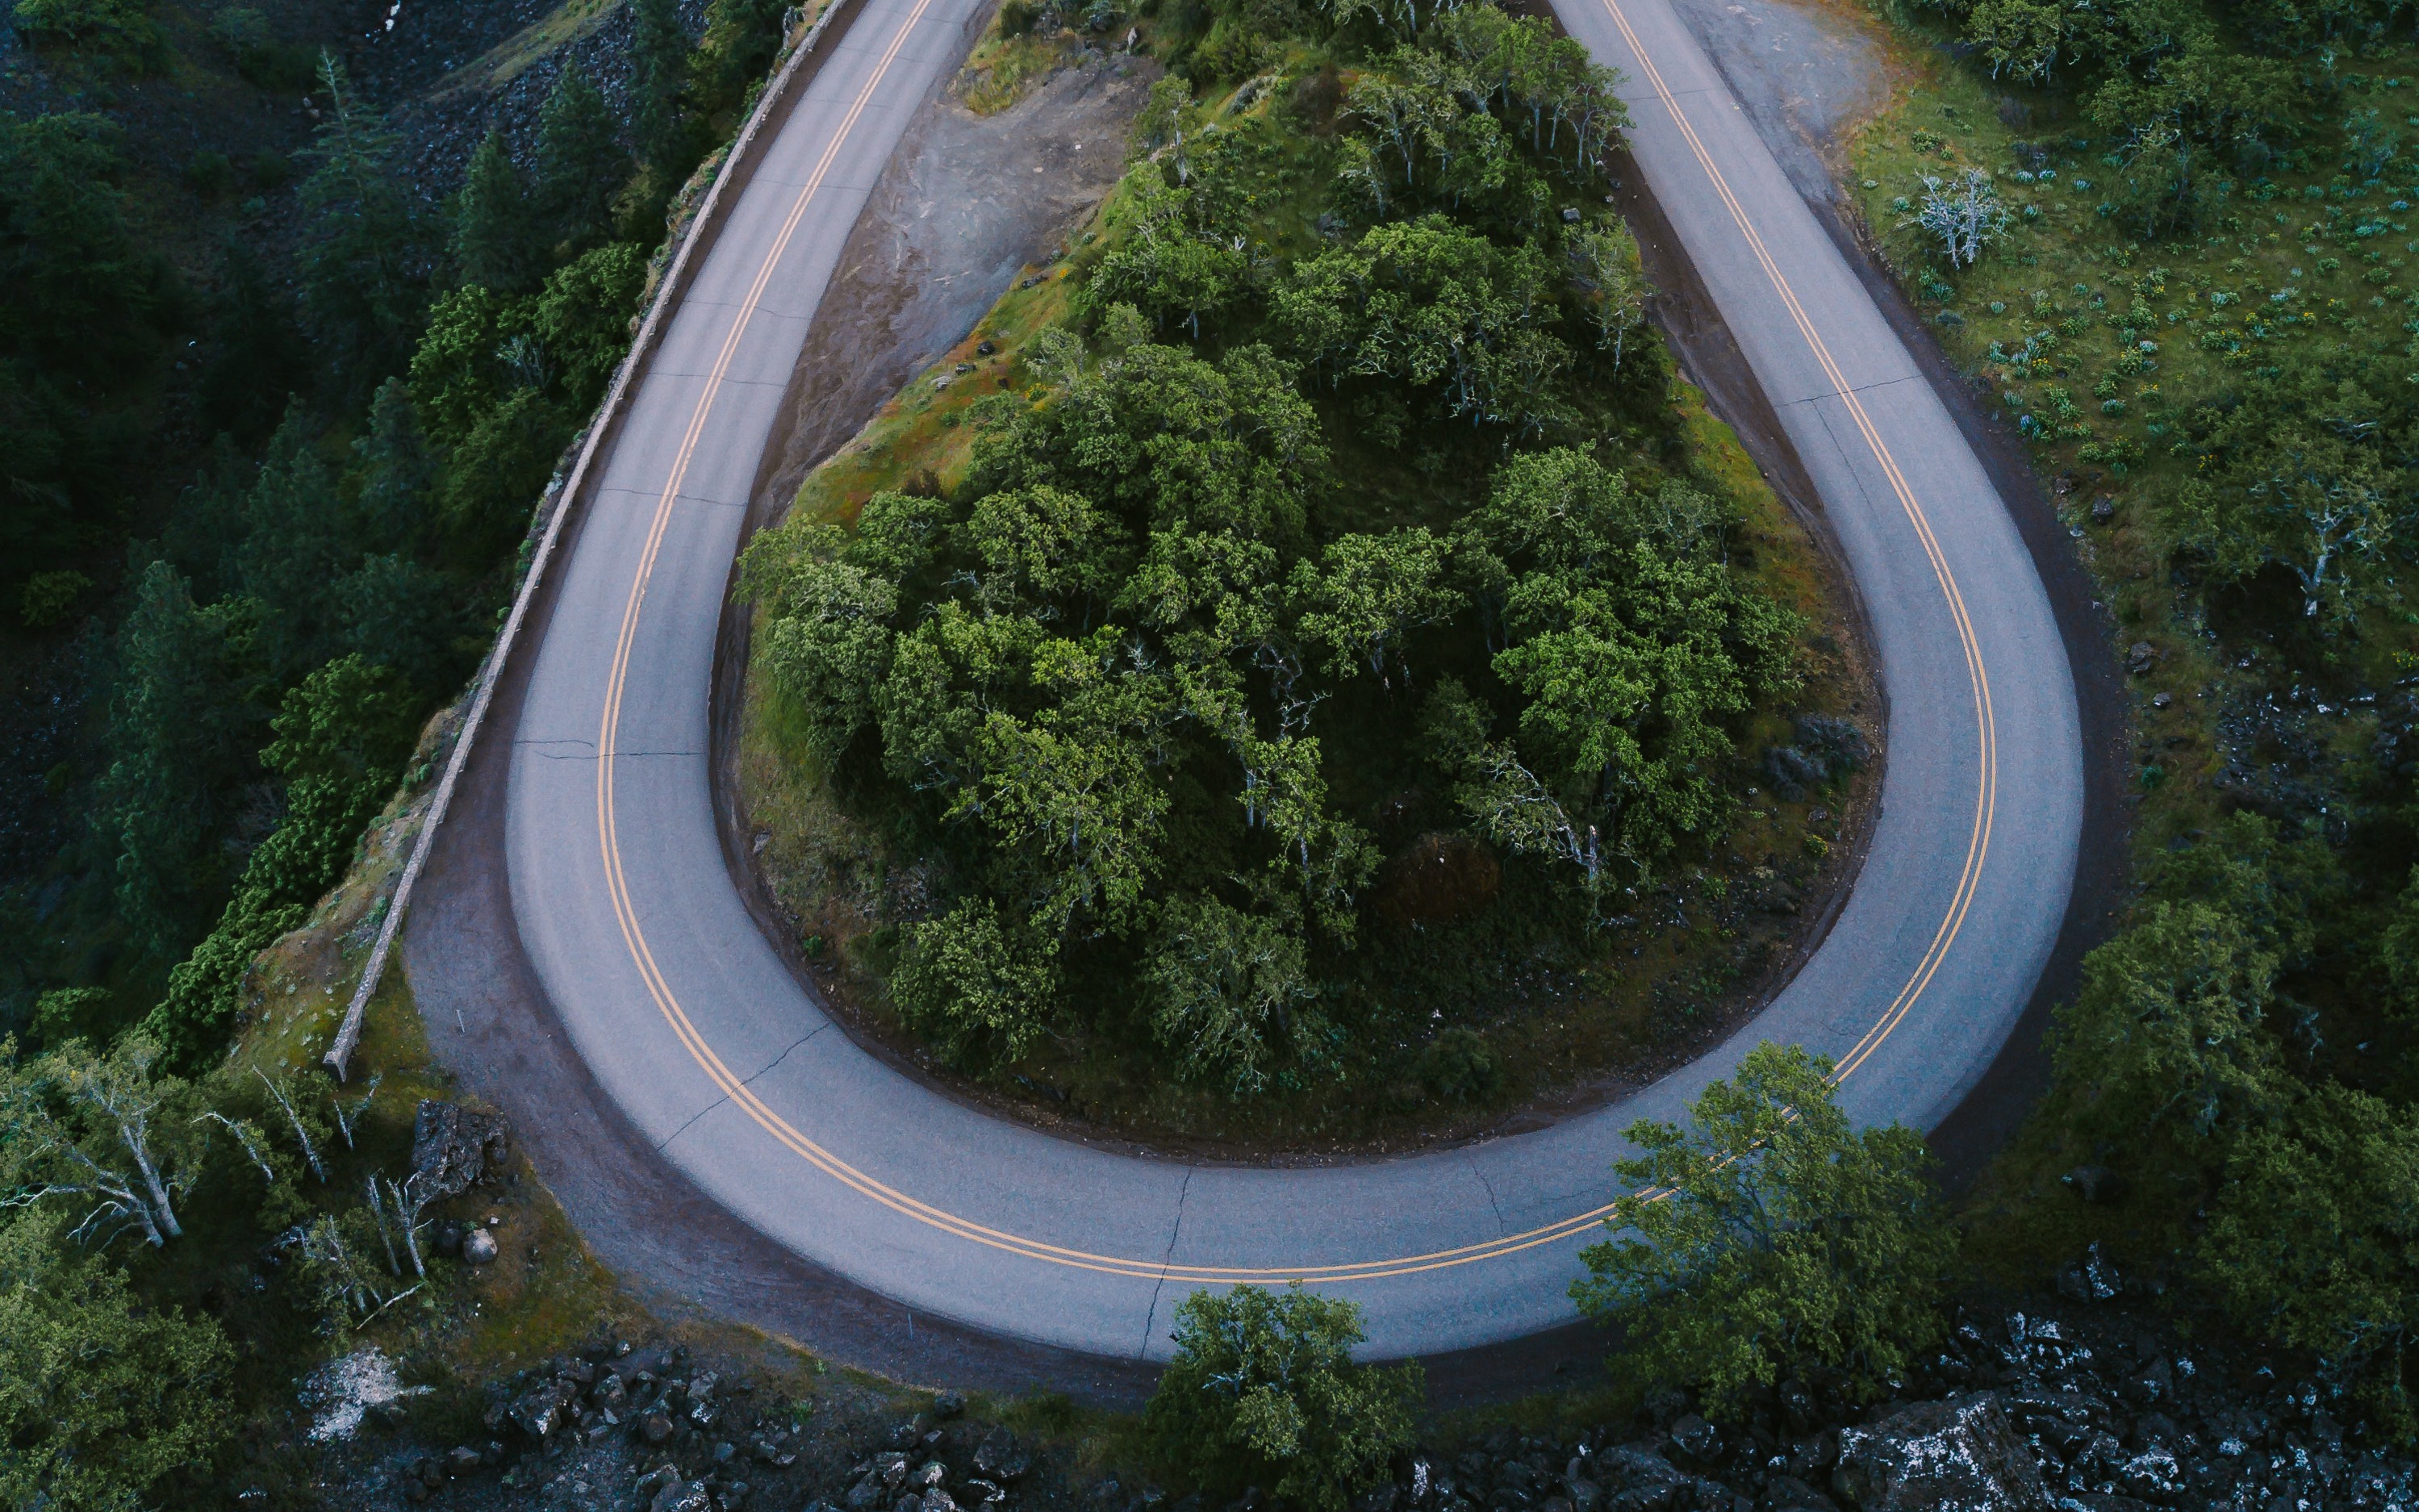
[585,0,1998,1286]
[1590,0,1995,1084]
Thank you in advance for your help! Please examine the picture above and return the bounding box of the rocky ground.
[299,1228,2415,1512]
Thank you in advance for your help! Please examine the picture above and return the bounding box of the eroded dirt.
[752,51,1162,515]
[1661,0,1890,205]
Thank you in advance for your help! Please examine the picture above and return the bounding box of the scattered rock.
[461,1227,499,1265]
[2126,642,2158,676]
[651,1479,714,1512]
[2090,495,2115,524]
[1832,1394,2053,1512]
[300,1348,430,1443]
[1668,1414,1723,1468]
[2055,1243,2122,1303]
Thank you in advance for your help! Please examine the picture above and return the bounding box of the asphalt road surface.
[503,0,2083,1360]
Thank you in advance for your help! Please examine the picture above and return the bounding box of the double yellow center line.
[585,0,1997,1285]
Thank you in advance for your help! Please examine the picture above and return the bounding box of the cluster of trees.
[36,0,817,1060]
[747,0,1800,1101]
[1882,0,2419,1449]
[2033,814,2419,1436]
[86,52,657,1064]
[0,1022,468,1507]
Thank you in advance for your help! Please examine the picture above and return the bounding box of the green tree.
[1276,216,1573,433]
[758,549,900,762]
[1086,170,1251,340]
[2138,812,2335,970]
[0,113,162,376]
[449,129,540,294]
[335,551,465,691]
[296,54,426,388]
[963,695,1173,934]
[1144,897,1314,1094]
[889,898,1060,1065]
[233,409,354,679]
[2195,1084,2419,1441]
[632,0,698,179]
[94,562,260,959]
[437,387,570,558]
[6,0,161,61]
[2379,866,2419,1015]
[962,484,1132,620]
[529,240,649,408]
[197,234,310,445]
[144,657,421,1063]
[693,0,788,121]
[1296,528,1459,689]
[533,61,630,257]
[1144,1283,1422,1510]
[351,377,440,556]
[2050,900,2288,1148]
[407,282,511,447]
[0,1213,235,1511]
[0,1034,201,1247]
[1571,1041,1953,1415]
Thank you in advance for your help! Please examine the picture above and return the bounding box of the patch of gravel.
[1659,0,1888,206]
[752,48,1163,513]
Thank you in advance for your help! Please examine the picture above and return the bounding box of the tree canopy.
[1571,1042,1953,1414]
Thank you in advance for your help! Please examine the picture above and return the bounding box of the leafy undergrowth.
[734,55,1877,1154]
[1845,3,2419,1429]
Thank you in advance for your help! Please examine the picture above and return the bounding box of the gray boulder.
[1832,1394,2053,1512]
[411,1101,509,1198]
[974,1428,1030,1481]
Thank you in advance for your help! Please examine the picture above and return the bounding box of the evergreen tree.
[350,377,438,555]
[533,61,629,257]
[196,234,309,445]
[296,52,426,391]
[631,0,698,182]
[448,129,539,294]
[94,562,260,960]
[232,408,353,679]
[693,0,787,121]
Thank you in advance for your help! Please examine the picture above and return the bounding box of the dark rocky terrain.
[308,1238,2415,1512]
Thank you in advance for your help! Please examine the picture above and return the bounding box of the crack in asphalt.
[656,1093,731,1153]
[1138,1166,1195,1360]
[1786,371,1924,407]
[1466,1150,1510,1237]
[654,1024,828,1152]
[742,1022,829,1088]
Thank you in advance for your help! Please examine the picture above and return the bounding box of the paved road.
[504,0,2083,1360]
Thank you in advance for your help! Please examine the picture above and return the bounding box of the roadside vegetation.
[1840,0,2419,1445]
[737,0,1874,1147]
[0,0,848,1501]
